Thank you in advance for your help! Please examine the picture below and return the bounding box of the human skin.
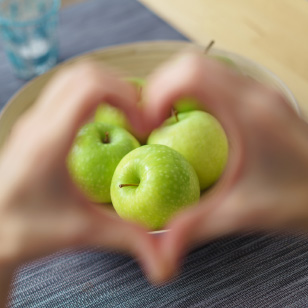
[2,53,308,307]
[0,63,161,307]
[143,52,308,278]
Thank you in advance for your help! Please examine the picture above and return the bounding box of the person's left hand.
[142,52,308,280]
[0,63,162,282]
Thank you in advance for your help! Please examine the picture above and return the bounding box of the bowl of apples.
[0,41,299,233]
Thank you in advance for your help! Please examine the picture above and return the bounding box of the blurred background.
[1,1,308,307]
[62,0,82,7]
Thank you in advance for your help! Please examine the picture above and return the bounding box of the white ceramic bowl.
[0,40,300,148]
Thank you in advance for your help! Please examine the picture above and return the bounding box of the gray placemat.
[3,1,308,307]
[11,234,308,308]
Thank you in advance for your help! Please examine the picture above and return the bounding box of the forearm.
[0,266,15,308]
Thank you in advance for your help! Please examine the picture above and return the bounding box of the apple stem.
[103,132,110,144]
[119,184,139,188]
[171,108,179,122]
[204,40,215,54]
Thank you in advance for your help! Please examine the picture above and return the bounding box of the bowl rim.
[0,40,192,121]
[149,229,170,235]
[0,40,300,123]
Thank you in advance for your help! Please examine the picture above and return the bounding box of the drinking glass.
[0,0,61,80]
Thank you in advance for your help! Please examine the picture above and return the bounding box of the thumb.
[84,204,168,283]
[160,191,244,278]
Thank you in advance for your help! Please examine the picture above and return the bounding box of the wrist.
[0,205,22,269]
[0,266,15,308]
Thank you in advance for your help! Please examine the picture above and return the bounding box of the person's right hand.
[143,52,308,279]
[0,63,161,282]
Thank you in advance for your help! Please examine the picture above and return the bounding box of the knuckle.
[256,85,291,112]
[262,87,290,111]
[76,67,100,88]
[10,114,34,139]
[71,61,100,78]
[65,212,94,245]
[240,83,293,128]
[62,62,103,92]
[182,54,205,82]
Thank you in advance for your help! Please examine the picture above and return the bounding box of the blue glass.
[0,0,61,80]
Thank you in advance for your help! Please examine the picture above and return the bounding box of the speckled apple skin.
[68,122,140,203]
[148,111,228,190]
[111,144,200,230]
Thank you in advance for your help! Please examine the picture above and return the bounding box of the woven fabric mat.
[2,1,308,307]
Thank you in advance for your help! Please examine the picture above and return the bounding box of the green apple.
[174,97,202,113]
[94,77,145,132]
[68,122,140,203]
[148,110,228,190]
[111,144,200,230]
[94,104,131,131]
[126,76,146,90]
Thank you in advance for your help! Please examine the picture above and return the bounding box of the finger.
[143,51,297,166]
[25,62,141,156]
[8,197,167,284]
[1,62,142,186]
[143,52,251,185]
[144,51,295,129]
[64,179,171,283]
[64,175,170,283]
[160,192,244,277]
[143,51,296,211]
[144,52,248,131]
[36,62,144,134]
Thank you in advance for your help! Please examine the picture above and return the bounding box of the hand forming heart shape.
[1,52,307,284]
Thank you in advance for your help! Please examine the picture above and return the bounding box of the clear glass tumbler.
[0,0,61,80]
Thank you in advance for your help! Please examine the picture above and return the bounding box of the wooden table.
[139,0,308,117]
[62,0,308,117]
